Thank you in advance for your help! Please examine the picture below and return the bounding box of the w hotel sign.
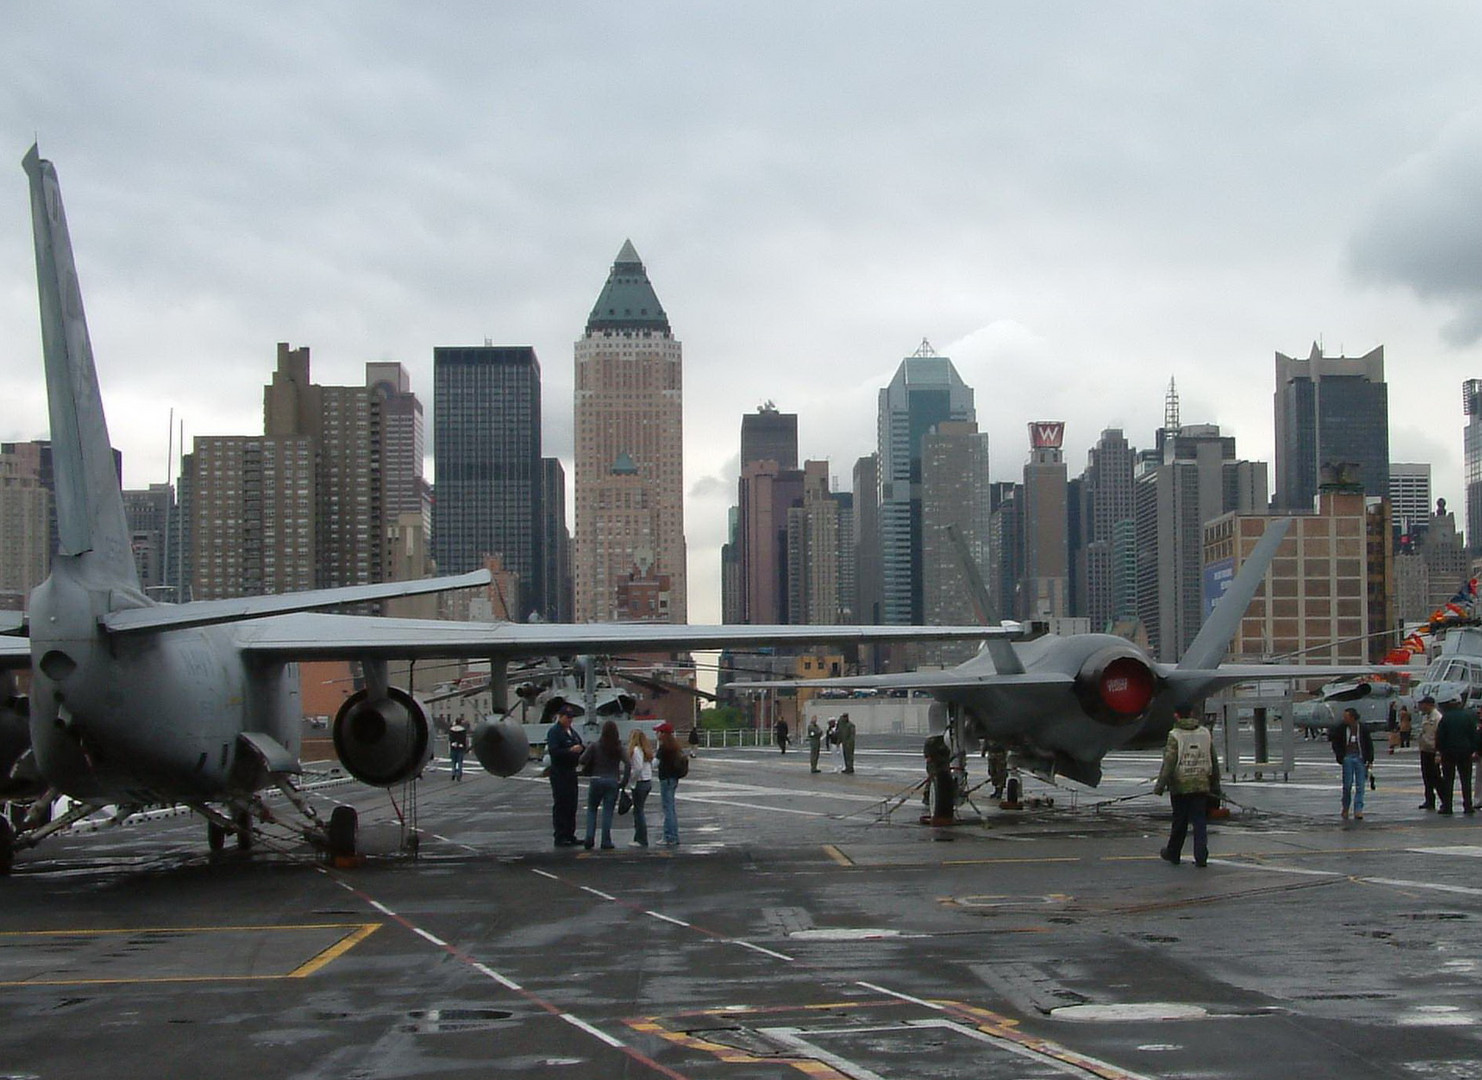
[1028,421,1065,449]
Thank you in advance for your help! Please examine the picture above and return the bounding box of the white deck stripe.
[560,1012,624,1048]
[733,940,793,961]
[856,980,945,1011]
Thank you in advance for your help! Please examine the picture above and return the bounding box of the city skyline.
[6,7,1482,623]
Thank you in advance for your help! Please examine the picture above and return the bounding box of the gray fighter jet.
[0,147,1001,870]
[737,517,1387,786]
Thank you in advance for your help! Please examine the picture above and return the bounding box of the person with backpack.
[654,721,688,847]
[1154,706,1222,867]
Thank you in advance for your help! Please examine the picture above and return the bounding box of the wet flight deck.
[4,736,1481,1079]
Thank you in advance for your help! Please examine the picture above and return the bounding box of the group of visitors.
[1155,692,1482,868]
[1327,693,1482,819]
[545,705,687,850]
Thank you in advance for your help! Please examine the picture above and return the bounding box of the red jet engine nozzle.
[1075,649,1157,726]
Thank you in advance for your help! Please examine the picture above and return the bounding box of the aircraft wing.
[0,611,23,634]
[232,613,1008,662]
[0,635,29,669]
[732,671,1074,692]
[1157,662,1398,696]
[102,570,493,635]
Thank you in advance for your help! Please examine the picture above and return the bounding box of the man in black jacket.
[1436,695,1480,816]
[1329,707,1373,821]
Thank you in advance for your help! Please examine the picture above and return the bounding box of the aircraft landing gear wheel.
[235,811,253,851]
[0,816,14,875]
[207,821,226,852]
[327,805,358,859]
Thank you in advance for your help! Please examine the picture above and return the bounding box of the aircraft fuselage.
[27,557,299,804]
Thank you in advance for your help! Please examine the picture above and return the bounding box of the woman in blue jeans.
[579,720,631,849]
[626,729,654,847]
[654,722,685,846]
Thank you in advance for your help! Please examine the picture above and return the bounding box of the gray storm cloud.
[1350,112,1482,345]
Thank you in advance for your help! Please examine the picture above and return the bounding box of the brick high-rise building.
[182,435,316,599]
[264,343,377,589]
[573,241,686,623]
[1022,422,1069,619]
[184,344,426,602]
[0,444,51,609]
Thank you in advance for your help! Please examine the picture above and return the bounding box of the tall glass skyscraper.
[1464,380,1482,556]
[1273,344,1389,512]
[877,341,975,624]
[432,345,543,620]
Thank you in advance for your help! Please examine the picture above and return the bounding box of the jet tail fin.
[24,146,138,588]
[1178,518,1291,671]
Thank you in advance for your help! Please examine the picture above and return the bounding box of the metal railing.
[694,728,769,749]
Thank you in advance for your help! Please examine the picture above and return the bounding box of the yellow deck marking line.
[286,922,381,978]
[0,922,373,938]
[942,855,1081,866]
[822,844,853,866]
[940,1002,1154,1080]
[0,922,382,987]
[625,1016,856,1079]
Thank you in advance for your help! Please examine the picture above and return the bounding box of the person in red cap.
[653,722,686,846]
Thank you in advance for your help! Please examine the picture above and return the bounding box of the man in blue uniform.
[546,704,585,846]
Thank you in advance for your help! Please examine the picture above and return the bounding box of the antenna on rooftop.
[913,337,938,357]
[1164,376,1180,432]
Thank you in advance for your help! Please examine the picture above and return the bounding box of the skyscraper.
[877,341,975,624]
[264,343,376,590]
[1022,421,1069,618]
[921,421,991,660]
[183,434,316,599]
[851,454,882,625]
[122,483,176,598]
[367,361,430,553]
[1135,422,1267,660]
[1076,428,1138,631]
[540,457,573,622]
[432,345,543,620]
[0,444,51,609]
[1274,343,1389,512]
[1389,462,1432,543]
[724,404,801,624]
[574,241,686,623]
[741,404,798,472]
[1465,380,1482,555]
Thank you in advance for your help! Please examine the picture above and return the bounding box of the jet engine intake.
[1074,648,1157,726]
[331,687,432,786]
[471,718,529,777]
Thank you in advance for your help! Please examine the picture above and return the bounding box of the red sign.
[1028,421,1065,449]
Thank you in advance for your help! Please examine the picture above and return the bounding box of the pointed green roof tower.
[585,240,671,334]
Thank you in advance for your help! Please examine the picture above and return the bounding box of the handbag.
[617,787,632,815]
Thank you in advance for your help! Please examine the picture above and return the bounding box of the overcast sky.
[5,4,1482,622]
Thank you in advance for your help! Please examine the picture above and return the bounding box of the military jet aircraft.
[0,147,1002,871]
[736,517,1385,786]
